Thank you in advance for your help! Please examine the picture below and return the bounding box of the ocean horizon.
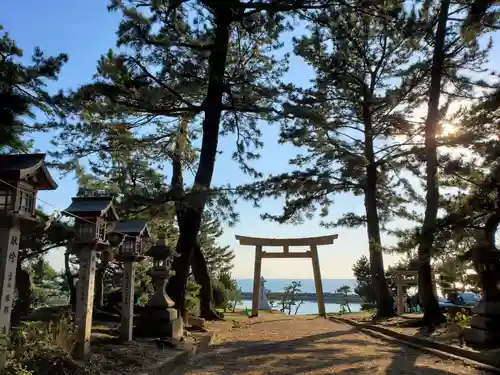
[236,278,357,293]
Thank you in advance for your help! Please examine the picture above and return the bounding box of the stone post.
[396,282,404,315]
[0,222,20,370]
[73,249,97,359]
[121,261,135,341]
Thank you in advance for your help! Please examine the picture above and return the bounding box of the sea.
[236,278,362,315]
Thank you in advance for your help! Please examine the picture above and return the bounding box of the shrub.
[212,279,229,310]
[446,308,471,346]
[5,361,32,375]
[212,273,241,312]
[7,313,89,375]
[185,279,201,314]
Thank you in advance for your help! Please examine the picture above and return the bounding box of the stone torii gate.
[235,234,338,318]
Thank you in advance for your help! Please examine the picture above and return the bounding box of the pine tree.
[0,25,67,152]
[199,212,235,275]
[52,0,334,315]
[352,256,377,304]
[408,0,491,325]
[244,2,428,317]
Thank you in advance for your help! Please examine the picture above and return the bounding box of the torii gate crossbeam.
[235,234,338,317]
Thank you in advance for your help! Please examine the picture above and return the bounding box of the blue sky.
[3,1,496,279]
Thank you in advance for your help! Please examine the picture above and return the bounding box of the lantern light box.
[0,154,58,225]
[110,220,150,261]
[63,196,119,250]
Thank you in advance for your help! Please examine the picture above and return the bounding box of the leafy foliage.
[352,256,377,304]
[212,272,241,312]
[0,25,67,152]
[276,281,304,315]
[7,314,92,375]
[335,285,352,314]
[198,213,235,276]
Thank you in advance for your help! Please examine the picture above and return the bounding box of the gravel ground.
[179,316,493,375]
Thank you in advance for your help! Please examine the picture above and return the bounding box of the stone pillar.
[0,223,20,370]
[251,245,262,317]
[396,283,404,315]
[310,245,326,317]
[121,261,135,341]
[73,249,97,359]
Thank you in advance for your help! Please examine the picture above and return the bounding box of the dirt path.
[178,315,492,375]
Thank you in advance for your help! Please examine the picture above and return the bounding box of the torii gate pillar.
[235,234,338,318]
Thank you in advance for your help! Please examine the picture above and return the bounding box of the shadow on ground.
[181,320,494,375]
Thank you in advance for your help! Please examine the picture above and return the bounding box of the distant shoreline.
[240,292,363,303]
[236,278,356,280]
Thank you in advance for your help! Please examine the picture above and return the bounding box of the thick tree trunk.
[417,0,450,326]
[363,103,394,318]
[12,262,31,326]
[191,242,223,320]
[364,187,395,317]
[168,13,231,319]
[169,115,221,320]
[64,250,76,312]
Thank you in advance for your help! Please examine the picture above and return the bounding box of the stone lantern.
[0,154,57,369]
[464,235,500,347]
[109,220,150,341]
[136,234,182,339]
[63,195,119,358]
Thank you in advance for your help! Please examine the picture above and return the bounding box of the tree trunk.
[94,253,111,309]
[363,101,394,318]
[167,13,231,319]
[169,115,221,320]
[64,250,76,312]
[12,262,31,327]
[417,0,450,326]
[94,267,105,309]
[191,242,223,320]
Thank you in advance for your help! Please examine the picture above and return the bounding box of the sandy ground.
[177,314,493,375]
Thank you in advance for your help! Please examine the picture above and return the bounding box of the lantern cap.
[0,153,57,190]
[110,220,150,238]
[145,234,171,259]
[63,196,119,221]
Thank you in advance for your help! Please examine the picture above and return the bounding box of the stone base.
[188,315,205,328]
[472,301,500,315]
[464,327,500,347]
[72,339,91,360]
[464,301,500,348]
[470,315,500,330]
[135,307,183,339]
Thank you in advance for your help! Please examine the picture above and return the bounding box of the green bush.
[6,361,32,375]
[212,279,229,310]
[6,313,89,375]
[185,279,201,315]
[212,273,241,312]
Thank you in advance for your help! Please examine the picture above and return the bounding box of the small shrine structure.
[393,270,437,315]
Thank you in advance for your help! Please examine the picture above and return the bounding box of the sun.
[441,122,457,137]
